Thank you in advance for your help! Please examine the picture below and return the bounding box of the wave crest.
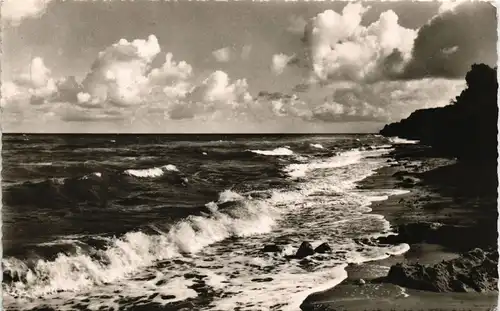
[124,164,179,178]
[3,191,281,298]
[249,147,294,156]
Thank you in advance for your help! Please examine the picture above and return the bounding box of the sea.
[2,134,412,311]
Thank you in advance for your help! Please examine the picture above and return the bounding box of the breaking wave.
[388,137,420,144]
[124,164,179,178]
[309,143,324,149]
[3,142,413,311]
[3,189,282,299]
[249,147,294,156]
[284,149,363,179]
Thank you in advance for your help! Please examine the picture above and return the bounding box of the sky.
[1,0,497,133]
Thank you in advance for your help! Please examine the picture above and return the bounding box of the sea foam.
[249,147,294,156]
[310,143,325,149]
[124,164,179,178]
[388,137,420,144]
[2,190,281,299]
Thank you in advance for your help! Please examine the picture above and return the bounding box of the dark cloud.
[402,2,497,79]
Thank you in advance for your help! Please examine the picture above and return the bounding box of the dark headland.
[301,64,499,311]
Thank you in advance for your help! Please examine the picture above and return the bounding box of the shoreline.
[300,143,498,311]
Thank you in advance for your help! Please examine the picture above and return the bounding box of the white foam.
[388,137,419,144]
[284,149,363,179]
[3,192,283,299]
[6,142,412,310]
[249,147,294,156]
[398,286,410,298]
[218,189,244,203]
[310,143,325,149]
[124,164,179,178]
[209,264,349,311]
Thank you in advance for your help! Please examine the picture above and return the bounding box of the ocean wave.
[124,164,179,178]
[2,191,282,299]
[249,147,294,156]
[217,189,245,203]
[388,137,420,144]
[284,149,363,179]
[4,165,187,209]
[309,143,325,149]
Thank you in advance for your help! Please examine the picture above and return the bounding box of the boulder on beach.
[386,248,498,293]
[295,241,315,259]
[314,242,332,254]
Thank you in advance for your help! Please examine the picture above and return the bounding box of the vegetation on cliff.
[380,64,498,163]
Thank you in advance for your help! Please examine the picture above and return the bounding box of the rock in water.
[314,242,332,254]
[386,248,498,292]
[262,244,283,253]
[296,241,315,259]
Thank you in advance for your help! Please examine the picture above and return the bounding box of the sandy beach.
[300,143,498,311]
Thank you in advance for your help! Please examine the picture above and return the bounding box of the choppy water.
[2,134,409,311]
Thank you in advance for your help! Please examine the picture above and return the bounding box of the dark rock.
[161,294,176,300]
[386,248,498,293]
[251,277,273,282]
[262,244,283,253]
[314,242,332,254]
[184,273,199,279]
[376,222,497,252]
[295,241,315,259]
[148,293,159,299]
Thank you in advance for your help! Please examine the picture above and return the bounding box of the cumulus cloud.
[81,35,161,106]
[438,0,468,14]
[186,71,252,105]
[250,76,465,124]
[324,78,465,122]
[2,0,53,25]
[402,1,497,78]
[1,33,262,127]
[312,101,388,122]
[277,1,495,83]
[271,53,296,75]
[302,3,416,82]
[1,57,59,106]
[212,47,231,63]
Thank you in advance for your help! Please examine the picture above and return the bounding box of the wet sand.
[300,144,498,311]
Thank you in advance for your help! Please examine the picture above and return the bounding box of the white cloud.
[187,71,252,105]
[2,0,53,25]
[303,3,416,82]
[212,47,231,62]
[77,92,91,104]
[148,53,193,83]
[81,35,161,106]
[271,53,295,75]
[3,57,58,105]
[438,0,467,13]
